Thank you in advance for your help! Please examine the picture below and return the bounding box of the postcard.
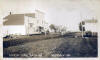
[0,0,100,60]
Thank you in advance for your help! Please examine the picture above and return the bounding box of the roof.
[84,19,98,23]
[25,13,35,18]
[3,13,35,25]
[35,10,45,14]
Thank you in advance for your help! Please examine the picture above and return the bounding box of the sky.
[0,0,99,31]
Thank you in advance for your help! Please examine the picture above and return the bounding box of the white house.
[3,10,47,36]
[84,19,98,32]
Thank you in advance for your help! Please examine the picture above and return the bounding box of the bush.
[84,31,92,37]
[3,35,13,38]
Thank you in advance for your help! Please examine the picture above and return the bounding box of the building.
[84,19,97,32]
[3,10,47,36]
[79,19,98,37]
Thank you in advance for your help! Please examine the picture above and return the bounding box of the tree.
[58,25,67,35]
[49,24,58,33]
[79,21,85,31]
[79,21,85,38]
[38,26,44,33]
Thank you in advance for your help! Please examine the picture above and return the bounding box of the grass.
[3,33,98,58]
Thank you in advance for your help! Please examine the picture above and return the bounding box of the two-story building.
[3,10,47,36]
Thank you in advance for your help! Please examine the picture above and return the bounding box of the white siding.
[84,23,97,32]
[3,25,25,36]
[24,11,47,35]
[35,11,45,27]
[24,16,39,34]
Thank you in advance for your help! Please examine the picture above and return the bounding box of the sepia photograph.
[0,0,99,59]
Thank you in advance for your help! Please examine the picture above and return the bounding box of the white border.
[0,0,100,60]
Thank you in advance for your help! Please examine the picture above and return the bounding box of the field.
[3,33,98,58]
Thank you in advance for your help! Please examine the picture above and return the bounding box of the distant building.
[3,10,47,36]
[84,19,97,32]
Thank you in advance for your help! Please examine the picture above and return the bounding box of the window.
[29,23,33,27]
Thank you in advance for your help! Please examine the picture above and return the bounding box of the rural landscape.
[3,31,97,58]
[3,18,98,57]
[1,0,98,58]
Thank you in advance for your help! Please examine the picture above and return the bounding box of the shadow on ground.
[53,37,98,57]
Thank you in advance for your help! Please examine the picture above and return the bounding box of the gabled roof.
[3,14,24,25]
[84,19,98,23]
[25,13,35,18]
[3,13,35,25]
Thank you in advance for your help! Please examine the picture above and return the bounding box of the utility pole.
[81,22,84,38]
[80,12,84,38]
[28,16,29,35]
